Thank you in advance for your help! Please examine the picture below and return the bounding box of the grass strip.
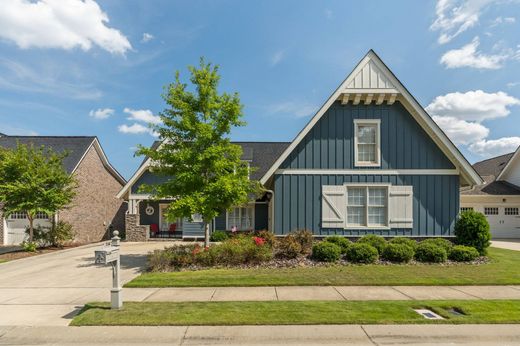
[71,300,520,326]
[126,248,520,287]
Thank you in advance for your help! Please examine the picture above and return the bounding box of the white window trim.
[354,119,381,167]
[484,207,499,216]
[344,183,390,230]
[226,204,255,231]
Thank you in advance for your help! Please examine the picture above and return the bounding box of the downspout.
[265,189,275,233]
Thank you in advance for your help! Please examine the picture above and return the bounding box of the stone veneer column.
[125,213,148,242]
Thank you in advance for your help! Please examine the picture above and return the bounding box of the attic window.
[354,119,381,167]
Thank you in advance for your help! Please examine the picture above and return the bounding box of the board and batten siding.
[280,101,454,170]
[273,100,459,236]
[274,174,459,236]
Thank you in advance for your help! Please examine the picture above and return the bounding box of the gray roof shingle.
[0,136,95,174]
[138,141,290,181]
[462,152,520,195]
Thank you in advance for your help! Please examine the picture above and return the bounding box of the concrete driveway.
[0,241,171,326]
[491,239,520,251]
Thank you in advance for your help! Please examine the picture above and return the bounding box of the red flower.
[253,236,265,246]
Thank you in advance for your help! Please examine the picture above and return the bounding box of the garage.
[482,206,520,239]
[2,212,52,245]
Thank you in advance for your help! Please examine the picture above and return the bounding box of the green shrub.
[47,221,74,247]
[382,243,414,263]
[148,244,197,270]
[345,243,379,264]
[388,237,417,250]
[324,236,351,254]
[255,230,276,247]
[414,243,447,263]
[210,230,229,242]
[311,242,341,262]
[21,241,37,252]
[455,210,491,255]
[275,235,302,259]
[420,238,453,253]
[449,245,480,262]
[357,235,386,254]
[291,229,314,254]
[211,235,273,265]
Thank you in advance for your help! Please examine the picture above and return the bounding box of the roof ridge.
[1,135,96,138]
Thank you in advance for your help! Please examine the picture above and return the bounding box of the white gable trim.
[259,50,483,187]
[116,157,151,199]
[496,145,520,181]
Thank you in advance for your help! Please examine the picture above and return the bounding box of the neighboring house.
[461,149,520,239]
[118,50,482,240]
[0,135,126,245]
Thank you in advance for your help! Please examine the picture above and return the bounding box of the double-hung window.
[227,206,254,230]
[346,186,388,228]
[354,119,380,167]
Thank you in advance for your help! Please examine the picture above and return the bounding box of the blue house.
[118,50,482,241]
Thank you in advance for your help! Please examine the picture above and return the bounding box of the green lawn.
[71,300,520,326]
[0,259,7,264]
[126,247,520,287]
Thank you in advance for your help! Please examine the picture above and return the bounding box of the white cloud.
[507,81,520,88]
[426,90,520,122]
[490,16,516,27]
[123,107,161,125]
[270,50,285,66]
[433,116,489,145]
[0,58,102,99]
[440,37,507,69]
[117,123,157,136]
[469,137,520,156]
[0,0,131,54]
[268,101,317,118]
[89,107,114,119]
[141,32,154,43]
[430,0,494,44]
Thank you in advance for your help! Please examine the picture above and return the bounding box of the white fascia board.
[496,145,520,181]
[116,139,168,199]
[259,50,483,187]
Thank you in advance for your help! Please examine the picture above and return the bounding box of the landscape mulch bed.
[170,255,489,272]
[0,244,83,262]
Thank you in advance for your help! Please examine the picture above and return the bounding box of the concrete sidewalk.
[2,325,520,345]
[127,285,520,302]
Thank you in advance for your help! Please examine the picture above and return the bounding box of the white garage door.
[485,207,520,239]
[5,219,52,245]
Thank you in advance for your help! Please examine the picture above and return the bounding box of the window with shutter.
[388,185,413,229]
[321,185,346,228]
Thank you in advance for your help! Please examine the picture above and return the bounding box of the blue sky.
[1,0,520,179]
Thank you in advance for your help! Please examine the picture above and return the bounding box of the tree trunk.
[204,221,210,248]
[28,214,34,243]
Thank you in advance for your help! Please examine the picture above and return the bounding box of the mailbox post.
[95,230,122,309]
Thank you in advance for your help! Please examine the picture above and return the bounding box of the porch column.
[125,198,149,242]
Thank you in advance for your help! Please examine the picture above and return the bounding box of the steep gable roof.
[473,152,514,178]
[0,135,125,185]
[259,50,483,187]
[497,145,520,182]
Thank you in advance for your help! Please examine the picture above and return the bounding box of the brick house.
[0,135,126,245]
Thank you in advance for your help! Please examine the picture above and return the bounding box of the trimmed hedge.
[455,210,491,255]
[420,238,453,253]
[345,243,378,264]
[324,236,351,254]
[312,242,341,262]
[414,243,447,263]
[382,243,414,263]
[357,235,386,254]
[449,245,480,262]
[388,237,417,250]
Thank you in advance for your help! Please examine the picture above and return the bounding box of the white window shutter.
[388,185,413,229]
[321,185,346,228]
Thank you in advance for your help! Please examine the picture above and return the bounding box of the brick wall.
[59,145,125,244]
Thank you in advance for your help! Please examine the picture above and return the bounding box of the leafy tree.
[138,58,259,247]
[0,143,77,242]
